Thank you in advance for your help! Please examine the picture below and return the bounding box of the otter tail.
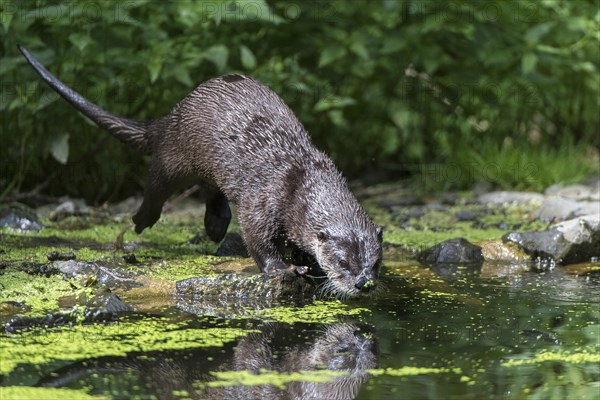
[18,45,151,154]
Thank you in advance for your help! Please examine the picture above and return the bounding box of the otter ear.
[317,231,328,241]
[376,226,384,241]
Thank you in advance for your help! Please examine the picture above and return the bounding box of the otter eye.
[340,259,349,268]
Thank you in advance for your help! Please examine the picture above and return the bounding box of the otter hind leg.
[204,190,231,242]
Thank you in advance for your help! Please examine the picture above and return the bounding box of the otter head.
[315,225,383,297]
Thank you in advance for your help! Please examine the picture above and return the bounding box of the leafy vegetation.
[1,0,598,201]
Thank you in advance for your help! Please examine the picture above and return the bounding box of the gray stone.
[5,308,122,334]
[177,272,315,301]
[455,210,477,221]
[86,292,132,313]
[54,260,99,279]
[176,272,316,316]
[504,215,600,264]
[0,206,43,232]
[476,191,544,206]
[417,238,484,273]
[544,184,600,201]
[53,260,141,291]
[50,198,90,221]
[535,196,599,222]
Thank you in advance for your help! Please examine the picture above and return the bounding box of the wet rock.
[417,238,484,274]
[49,198,90,222]
[479,240,531,277]
[480,240,530,264]
[455,210,476,221]
[477,191,544,206]
[86,292,132,313]
[5,309,121,334]
[53,260,141,291]
[47,251,76,261]
[535,196,599,222]
[519,329,562,345]
[544,183,600,201]
[18,261,59,276]
[177,272,315,300]
[0,301,31,316]
[562,262,600,277]
[54,260,99,280]
[440,192,459,205]
[122,253,138,264]
[216,233,249,257]
[0,206,43,232]
[504,215,600,264]
[177,272,316,316]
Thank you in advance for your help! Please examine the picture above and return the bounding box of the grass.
[422,141,599,192]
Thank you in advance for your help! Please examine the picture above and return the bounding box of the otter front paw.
[263,260,308,276]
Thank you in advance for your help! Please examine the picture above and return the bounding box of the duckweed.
[244,300,370,324]
[502,349,600,367]
[369,366,463,377]
[1,318,253,375]
[0,270,75,315]
[0,386,106,400]
[146,257,222,281]
[204,369,348,389]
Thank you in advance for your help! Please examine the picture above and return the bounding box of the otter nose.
[355,276,375,292]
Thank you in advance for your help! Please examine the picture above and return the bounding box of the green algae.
[0,269,77,316]
[1,318,252,375]
[0,386,107,400]
[203,369,348,389]
[201,365,464,391]
[146,257,223,281]
[502,349,600,367]
[369,366,463,377]
[244,300,370,324]
[0,236,108,264]
[419,288,460,299]
[367,200,546,250]
[1,211,217,264]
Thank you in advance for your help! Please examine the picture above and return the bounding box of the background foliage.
[1,0,598,202]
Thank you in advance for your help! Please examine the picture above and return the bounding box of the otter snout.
[354,274,376,292]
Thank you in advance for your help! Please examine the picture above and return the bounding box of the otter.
[18,45,383,296]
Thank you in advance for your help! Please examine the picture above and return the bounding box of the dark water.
[2,262,599,400]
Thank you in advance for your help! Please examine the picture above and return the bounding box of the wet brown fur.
[19,45,383,296]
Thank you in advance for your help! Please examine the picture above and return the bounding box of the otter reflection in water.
[35,322,377,399]
[204,322,378,400]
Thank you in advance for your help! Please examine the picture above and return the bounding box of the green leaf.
[522,53,537,75]
[239,45,256,70]
[172,65,193,87]
[349,41,369,60]
[314,96,355,112]
[148,58,163,83]
[202,45,229,71]
[381,34,405,54]
[221,0,284,24]
[68,33,92,52]
[49,133,69,165]
[525,22,556,43]
[318,46,346,67]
